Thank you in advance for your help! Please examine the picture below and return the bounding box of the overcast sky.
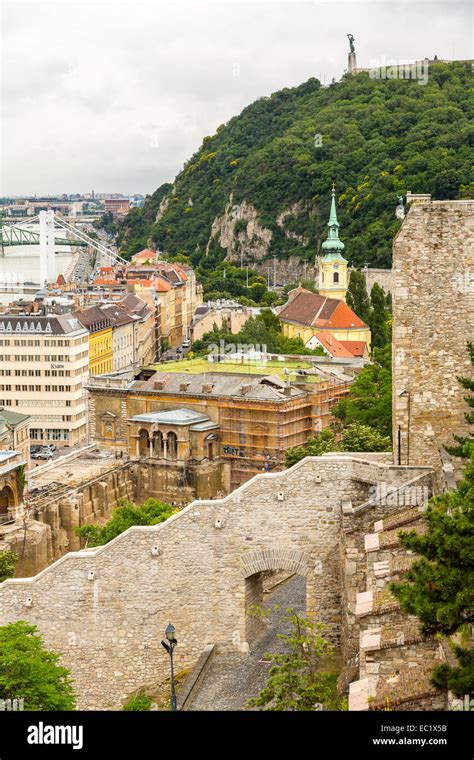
[1,0,472,196]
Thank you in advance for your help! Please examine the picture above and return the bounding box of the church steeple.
[322,183,345,253]
[318,184,349,302]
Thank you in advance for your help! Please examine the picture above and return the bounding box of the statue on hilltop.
[347,34,355,54]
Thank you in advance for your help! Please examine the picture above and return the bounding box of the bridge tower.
[39,210,56,285]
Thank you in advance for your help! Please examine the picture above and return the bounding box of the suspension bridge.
[0,211,127,285]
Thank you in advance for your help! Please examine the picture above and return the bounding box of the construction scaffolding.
[220,375,350,489]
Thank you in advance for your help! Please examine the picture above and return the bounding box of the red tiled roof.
[339,340,367,357]
[279,289,368,330]
[153,276,172,292]
[314,332,355,358]
[132,248,158,260]
[94,279,120,286]
[99,266,113,274]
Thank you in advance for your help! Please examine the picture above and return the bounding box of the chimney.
[179,381,190,392]
[154,380,166,390]
[202,382,214,393]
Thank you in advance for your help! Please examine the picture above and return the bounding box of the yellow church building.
[279,185,371,355]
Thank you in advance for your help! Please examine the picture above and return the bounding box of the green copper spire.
[321,184,346,256]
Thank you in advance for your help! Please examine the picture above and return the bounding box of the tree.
[285,423,390,468]
[391,456,474,696]
[445,342,474,458]
[346,270,371,323]
[368,282,389,349]
[334,345,392,437]
[0,549,18,583]
[285,428,337,467]
[246,608,345,711]
[0,621,76,710]
[75,498,175,547]
[339,423,391,452]
[113,63,472,270]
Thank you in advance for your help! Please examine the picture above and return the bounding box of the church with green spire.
[318,184,349,302]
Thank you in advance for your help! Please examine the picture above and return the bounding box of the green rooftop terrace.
[145,356,321,382]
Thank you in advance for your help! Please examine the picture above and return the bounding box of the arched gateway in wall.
[240,547,315,648]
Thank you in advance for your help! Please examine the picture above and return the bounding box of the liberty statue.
[347,34,357,74]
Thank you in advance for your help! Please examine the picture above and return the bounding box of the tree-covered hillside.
[117,62,473,269]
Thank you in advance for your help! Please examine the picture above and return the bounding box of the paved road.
[187,574,306,711]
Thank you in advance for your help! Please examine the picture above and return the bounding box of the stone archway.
[137,429,149,458]
[240,547,315,650]
[0,485,15,516]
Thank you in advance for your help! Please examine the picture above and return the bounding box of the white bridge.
[0,211,127,286]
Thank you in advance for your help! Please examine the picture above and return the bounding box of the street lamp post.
[161,623,178,711]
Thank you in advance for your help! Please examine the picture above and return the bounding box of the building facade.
[0,315,89,445]
[191,300,255,343]
[88,367,349,490]
[74,294,156,376]
[0,408,31,466]
[279,288,372,352]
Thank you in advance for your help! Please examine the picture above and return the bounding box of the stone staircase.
[346,503,447,711]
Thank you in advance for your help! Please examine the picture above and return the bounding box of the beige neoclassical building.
[0,314,89,446]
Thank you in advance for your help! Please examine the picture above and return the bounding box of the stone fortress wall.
[392,199,474,474]
[0,455,433,709]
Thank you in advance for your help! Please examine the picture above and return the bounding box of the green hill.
[118,62,473,275]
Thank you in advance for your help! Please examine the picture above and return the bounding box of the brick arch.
[240,547,313,579]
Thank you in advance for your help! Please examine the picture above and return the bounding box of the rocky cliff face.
[205,195,317,285]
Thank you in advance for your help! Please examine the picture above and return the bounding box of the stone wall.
[0,455,433,709]
[392,199,474,473]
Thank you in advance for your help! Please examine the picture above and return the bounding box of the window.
[333,272,339,283]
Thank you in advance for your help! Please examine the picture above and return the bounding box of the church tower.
[318,184,349,302]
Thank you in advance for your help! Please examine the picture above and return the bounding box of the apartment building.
[74,294,157,375]
[126,256,202,348]
[0,315,89,446]
[74,306,113,376]
[103,198,130,219]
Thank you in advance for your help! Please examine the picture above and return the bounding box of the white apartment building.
[0,314,89,446]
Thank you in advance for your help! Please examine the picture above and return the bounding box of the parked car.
[31,450,54,460]
[30,445,42,455]
[41,444,58,453]
[182,339,191,348]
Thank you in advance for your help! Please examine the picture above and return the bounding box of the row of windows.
[0,384,82,392]
[0,369,86,378]
[1,399,73,407]
[0,338,86,347]
[91,360,113,375]
[0,352,88,362]
[30,428,70,441]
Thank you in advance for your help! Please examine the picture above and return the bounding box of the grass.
[146,356,320,382]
